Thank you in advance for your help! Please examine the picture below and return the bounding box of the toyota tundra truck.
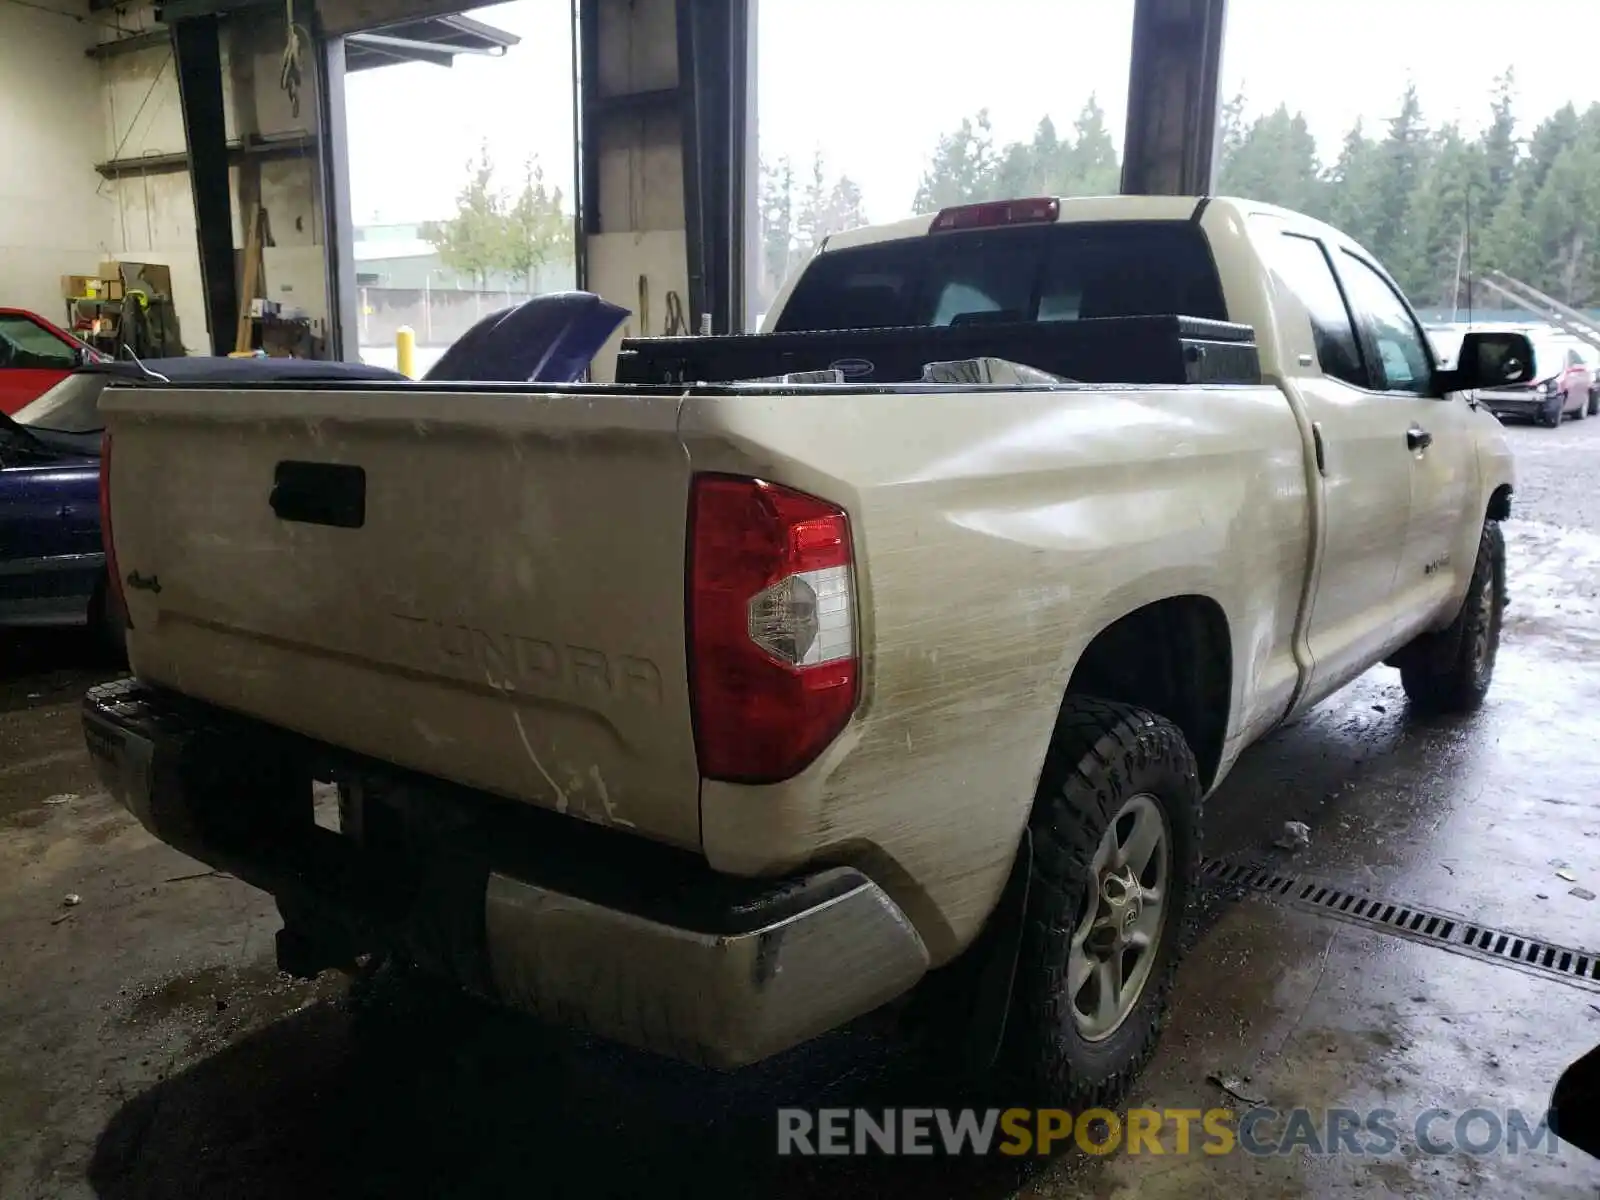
[82,196,1533,1107]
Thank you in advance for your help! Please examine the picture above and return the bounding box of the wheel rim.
[1067,792,1172,1043]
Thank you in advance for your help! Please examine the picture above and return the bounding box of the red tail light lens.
[98,432,131,629]
[929,196,1060,233]
[688,475,859,783]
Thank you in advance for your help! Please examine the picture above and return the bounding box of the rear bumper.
[83,680,928,1068]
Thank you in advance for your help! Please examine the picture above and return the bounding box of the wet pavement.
[3,418,1600,1198]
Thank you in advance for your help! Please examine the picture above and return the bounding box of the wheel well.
[1061,596,1231,791]
[1488,484,1512,522]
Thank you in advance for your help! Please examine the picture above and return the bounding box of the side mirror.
[1436,331,1536,395]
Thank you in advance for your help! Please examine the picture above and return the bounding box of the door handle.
[1407,426,1433,452]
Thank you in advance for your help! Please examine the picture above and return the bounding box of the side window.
[1265,234,1367,388]
[1335,252,1434,395]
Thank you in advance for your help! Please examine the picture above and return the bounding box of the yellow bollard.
[395,325,416,379]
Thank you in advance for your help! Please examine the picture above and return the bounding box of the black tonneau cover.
[614,314,1261,388]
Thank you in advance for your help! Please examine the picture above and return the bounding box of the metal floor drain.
[1199,858,1600,992]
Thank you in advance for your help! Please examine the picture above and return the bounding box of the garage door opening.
[341,0,575,375]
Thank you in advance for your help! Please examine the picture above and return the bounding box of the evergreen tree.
[1323,120,1382,241]
[892,79,1600,313]
[1408,126,1488,308]
[1063,96,1120,195]
[1217,104,1325,219]
[1482,70,1519,213]
[756,152,869,312]
[911,110,999,211]
[1368,84,1431,286]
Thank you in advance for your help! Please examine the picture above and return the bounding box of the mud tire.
[1398,520,1505,714]
[995,697,1202,1109]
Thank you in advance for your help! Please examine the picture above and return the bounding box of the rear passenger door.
[1261,231,1416,707]
[1331,249,1478,643]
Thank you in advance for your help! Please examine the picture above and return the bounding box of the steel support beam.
[571,0,599,291]
[676,0,753,334]
[171,16,238,355]
[314,34,360,361]
[1120,0,1227,196]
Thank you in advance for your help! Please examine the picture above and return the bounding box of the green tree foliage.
[757,150,869,312]
[420,142,573,290]
[506,158,574,291]
[420,142,506,289]
[1216,102,1326,218]
[911,110,1000,212]
[907,79,1600,308]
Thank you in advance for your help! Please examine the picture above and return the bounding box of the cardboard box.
[61,274,99,299]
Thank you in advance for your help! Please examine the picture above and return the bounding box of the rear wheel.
[996,698,1201,1109]
[1398,520,1504,714]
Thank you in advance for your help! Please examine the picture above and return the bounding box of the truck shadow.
[86,983,1045,1200]
[0,628,121,713]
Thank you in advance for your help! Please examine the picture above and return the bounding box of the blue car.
[0,291,630,652]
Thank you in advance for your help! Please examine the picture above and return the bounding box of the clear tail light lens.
[688,475,859,783]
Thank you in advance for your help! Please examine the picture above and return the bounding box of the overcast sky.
[345,0,1600,226]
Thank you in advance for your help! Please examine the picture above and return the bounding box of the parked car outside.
[1475,332,1593,426]
[1575,341,1600,417]
[0,308,106,415]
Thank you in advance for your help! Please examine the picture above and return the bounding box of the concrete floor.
[3,418,1600,1199]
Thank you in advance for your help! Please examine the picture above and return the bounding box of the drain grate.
[1198,857,1600,992]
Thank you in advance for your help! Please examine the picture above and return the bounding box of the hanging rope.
[280,0,307,119]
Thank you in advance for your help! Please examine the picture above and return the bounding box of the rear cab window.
[772,221,1229,333]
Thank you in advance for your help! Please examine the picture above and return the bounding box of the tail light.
[688,475,859,783]
[98,433,131,629]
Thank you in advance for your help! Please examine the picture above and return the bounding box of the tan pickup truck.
[84,196,1534,1107]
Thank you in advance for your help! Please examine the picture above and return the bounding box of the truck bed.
[614,314,1261,387]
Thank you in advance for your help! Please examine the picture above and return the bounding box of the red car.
[0,308,106,415]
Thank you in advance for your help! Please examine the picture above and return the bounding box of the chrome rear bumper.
[83,679,928,1068]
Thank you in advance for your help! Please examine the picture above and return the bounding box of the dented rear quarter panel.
[681,382,1313,964]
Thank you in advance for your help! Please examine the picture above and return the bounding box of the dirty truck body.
[84,197,1520,1103]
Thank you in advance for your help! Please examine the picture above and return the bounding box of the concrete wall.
[0,7,112,318]
[97,9,327,354]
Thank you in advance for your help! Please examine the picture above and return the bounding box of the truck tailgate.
[101,384,701,849]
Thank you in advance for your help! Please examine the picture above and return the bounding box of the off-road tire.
[995,697,1202,1109]
[1398,520,1505,714]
